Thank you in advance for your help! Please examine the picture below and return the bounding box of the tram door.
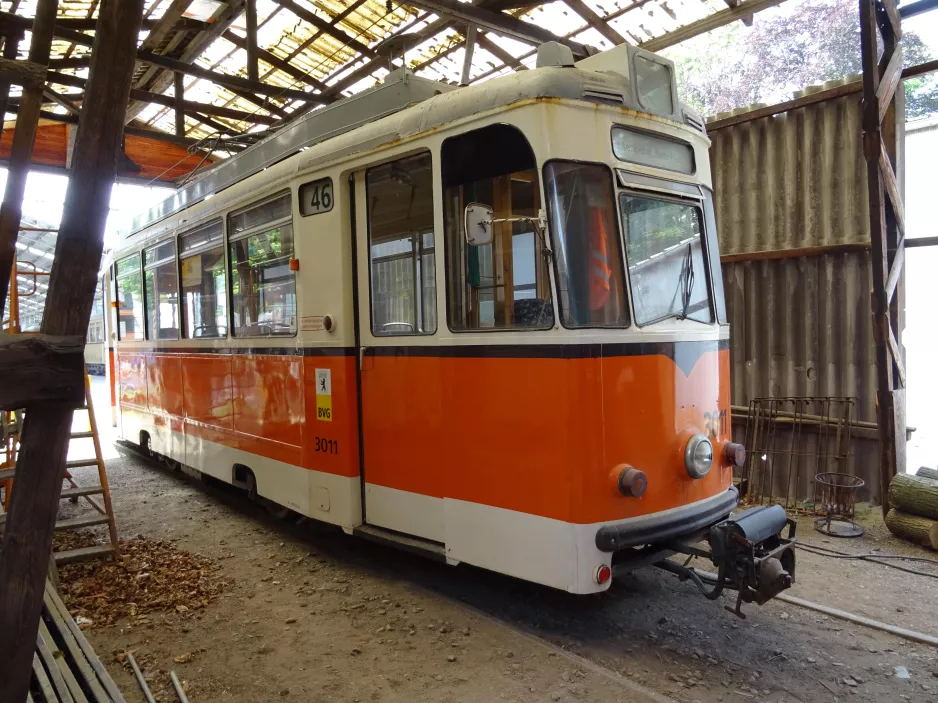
[352,154,446,543]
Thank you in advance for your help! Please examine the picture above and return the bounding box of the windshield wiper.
[678,242,695,320]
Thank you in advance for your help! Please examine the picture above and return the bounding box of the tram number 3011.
[703,409,728,440]
[315,437,338,455]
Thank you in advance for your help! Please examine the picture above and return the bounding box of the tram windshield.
[619,194,712,326]
[543,161,629,328]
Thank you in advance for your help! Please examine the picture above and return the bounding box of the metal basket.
[813,472,865,538]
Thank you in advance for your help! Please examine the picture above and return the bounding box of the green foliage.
[663,0,938,119]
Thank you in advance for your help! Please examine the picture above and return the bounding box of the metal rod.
[127,654,156,703]
[170,671,190,703]
[906,235,938,248]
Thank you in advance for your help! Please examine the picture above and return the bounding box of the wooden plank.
[888,326,906,387]
[885,237,904,303]
[39,619,88,703]
[32,652,59,703]
[877,45,903,123]
[45,580,126,702]
[879,137,906,234]
[0,3,144,701]
[42,587,109,703]
[0,0,57,313]
[35,625,74,703]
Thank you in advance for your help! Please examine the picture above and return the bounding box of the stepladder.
[0,368,120,564]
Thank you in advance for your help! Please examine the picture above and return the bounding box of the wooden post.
[174,70,186,137]
[246,0,259,83]
[859,0,906,514]
[0,0,57,310]
[0,1,145,700]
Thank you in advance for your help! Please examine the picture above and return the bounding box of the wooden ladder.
[0,369,120,564]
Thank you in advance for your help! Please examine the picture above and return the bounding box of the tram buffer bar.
[653,504,797,618]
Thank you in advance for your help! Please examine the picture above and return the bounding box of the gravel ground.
[51,379,938,702]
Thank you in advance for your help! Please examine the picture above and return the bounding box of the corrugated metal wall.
[709,84,887,503]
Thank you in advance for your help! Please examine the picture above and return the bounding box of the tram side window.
[144,240,180,340]
[366,152,437,336]
[228,192,297,337]
[180,220,227,338]
[115,254,144,340]
[442,124,553,330]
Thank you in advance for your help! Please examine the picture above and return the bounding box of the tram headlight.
[684,434,713,479]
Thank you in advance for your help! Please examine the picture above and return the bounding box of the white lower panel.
[365,483,444,542]
[444,498,611,595]
[119,410,361,529]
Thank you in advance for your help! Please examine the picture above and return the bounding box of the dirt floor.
[50,382,938,702]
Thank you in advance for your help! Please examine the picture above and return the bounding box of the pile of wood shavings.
[55,531,227,628]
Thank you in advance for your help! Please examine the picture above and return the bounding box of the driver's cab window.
[443,124,553,331]
[367,152,437,336]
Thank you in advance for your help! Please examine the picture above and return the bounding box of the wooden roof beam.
[272,0,377,58]
[221,28,328,92]
[562,0,629,45]
[124,0,247,123]
[475,31,528,70]
[400,0,594,57]
[46,70,279,125]
[641,0,788,51]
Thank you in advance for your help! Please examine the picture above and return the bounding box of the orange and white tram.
[106,42,795,609]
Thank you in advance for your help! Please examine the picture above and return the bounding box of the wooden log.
[0,333,85,411]
[888,473,938,519]
[916,467,938,481]
[0,1,145,700]
[885,508,938,548]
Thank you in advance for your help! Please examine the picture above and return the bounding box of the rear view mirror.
[464,202,494,246]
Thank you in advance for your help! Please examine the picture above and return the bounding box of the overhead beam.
[641,0,788,51]
[221,29,328,92]
[3,14,321,108]
[563,0,628,45]
[476,31,528,70]
[401,0,593,57]
[174,70,185,137]
[124,0,247,123]
[3,98,229,151]
[246,0,259,82]
[272,0,377,58]
[47,70,279,124]
[136,49,317,103]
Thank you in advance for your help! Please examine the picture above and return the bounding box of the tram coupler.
[656,504,797,619]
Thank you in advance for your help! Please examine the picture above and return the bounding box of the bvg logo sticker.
[315,368,332,422]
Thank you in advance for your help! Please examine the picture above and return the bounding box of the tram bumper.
[657,503,797,618]
[595,489,796,617]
